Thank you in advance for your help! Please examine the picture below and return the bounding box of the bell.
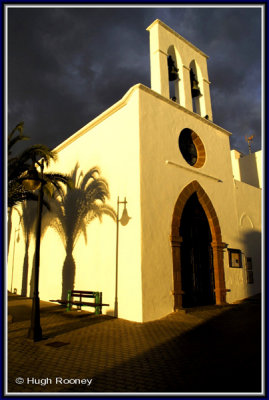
[187,143,197,165]
[168,56,179,81]
[190,69,201,97]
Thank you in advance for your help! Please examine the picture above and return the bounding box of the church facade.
[8,20,262,322]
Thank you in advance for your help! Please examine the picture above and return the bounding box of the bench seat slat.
[72,291,95,295]
[50,290,108,315]
[72,302,109,307]
[49,300,109,307]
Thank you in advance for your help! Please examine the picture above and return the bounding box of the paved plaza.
[7,293,262,395]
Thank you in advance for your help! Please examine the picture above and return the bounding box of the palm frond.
[42,163,116,253]
[8,180,39,208]
[19,145,57,166]
[80,166,100,190]
[8,122,29,156]
[70,163,80,186]
[43,173,73,200]
[8,123,71,209]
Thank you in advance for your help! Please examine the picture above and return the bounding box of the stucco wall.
[147,19,212,120]
[239,151,262,188]
[230,149,243,181]
[8,88,144,322]
[137,85,261,321]
[8,84,262,323]
[227,180,262,301]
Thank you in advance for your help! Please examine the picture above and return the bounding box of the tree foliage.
[8,122,72,208]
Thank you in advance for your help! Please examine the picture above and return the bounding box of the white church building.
[8,20,262,323]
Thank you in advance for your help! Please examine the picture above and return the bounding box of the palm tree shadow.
[61,250,76,301]
[43,163,116,300]
[20,201,37,297]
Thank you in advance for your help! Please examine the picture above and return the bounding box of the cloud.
[7,6,262,154]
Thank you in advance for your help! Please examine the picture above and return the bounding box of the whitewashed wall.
[8,83,261,323]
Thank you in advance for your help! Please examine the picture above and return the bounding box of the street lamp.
[114,197,131,318]
[22,158,45,341]
[11,227,20,294]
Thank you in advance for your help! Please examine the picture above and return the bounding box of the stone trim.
[153,49,168,56]
[191,131,206,168]
[171,180,227,309]
[183,65,191,71]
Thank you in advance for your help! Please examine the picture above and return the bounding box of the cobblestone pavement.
[7,293,262,395]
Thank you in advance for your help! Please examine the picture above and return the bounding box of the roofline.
[55,83,231,153]
[54,84,140,152]
[146,19,209,59]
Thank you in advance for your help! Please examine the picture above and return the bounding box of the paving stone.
[7,293,262,394]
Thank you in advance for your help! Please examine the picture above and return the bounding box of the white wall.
[8,84,262,323]
[230,150,262,189]
[147,19,213,120]
[8,87,144,322]
[137,85,261,321]
[228,180,262,301]
[239,151,262,188]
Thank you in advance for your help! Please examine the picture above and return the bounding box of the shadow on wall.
[15,163,116,301]
[241,230,261,298]
[240,155,260,188]
[20,201,37,297]
[42,163,116,301]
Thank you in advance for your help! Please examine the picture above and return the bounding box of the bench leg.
[66,290,72,312]
[94,292,101,315]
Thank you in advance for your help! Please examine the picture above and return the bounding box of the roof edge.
[55,82,231,153]
[138,84,232,137]
[146,19,209,59]
[55,83,143,153]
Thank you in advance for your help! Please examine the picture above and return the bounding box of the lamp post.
[22,158,45,342]
[114,197,131,318]
[11,227,20,294]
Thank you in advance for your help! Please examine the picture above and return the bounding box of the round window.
[178,128,205,168]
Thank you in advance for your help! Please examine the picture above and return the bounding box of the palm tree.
[8,121,70,208]
[45,163,116,300]
[8,122,73,300]
[8,122,72,252]
[20,201,37,297]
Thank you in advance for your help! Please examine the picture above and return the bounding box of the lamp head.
[119,205,131,226]
[21,167,41,191]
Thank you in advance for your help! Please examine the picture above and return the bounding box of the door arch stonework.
[170,180,227,309]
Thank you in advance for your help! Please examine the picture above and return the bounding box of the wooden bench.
[50,290,109,315]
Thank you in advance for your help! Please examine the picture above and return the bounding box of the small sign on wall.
[228,249,242,268]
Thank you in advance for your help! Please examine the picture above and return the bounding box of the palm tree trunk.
[29,252,35,298]
[8,207,12,254]
[61,246,76,300]
[21,234,30,297]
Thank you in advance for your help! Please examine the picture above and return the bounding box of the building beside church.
[8,19,262,322]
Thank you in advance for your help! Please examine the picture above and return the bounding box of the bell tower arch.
[147,19,213,121]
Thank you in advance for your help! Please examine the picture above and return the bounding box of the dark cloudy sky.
[7,5,262,155]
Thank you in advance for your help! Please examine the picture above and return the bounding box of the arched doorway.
[170,181,227,310]
[180,193,215,307]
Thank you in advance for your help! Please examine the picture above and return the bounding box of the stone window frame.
[178,128,206,168]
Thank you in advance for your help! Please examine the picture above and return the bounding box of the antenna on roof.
[245,135,254,154]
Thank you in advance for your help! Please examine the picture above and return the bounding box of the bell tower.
[147,19,213,121]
